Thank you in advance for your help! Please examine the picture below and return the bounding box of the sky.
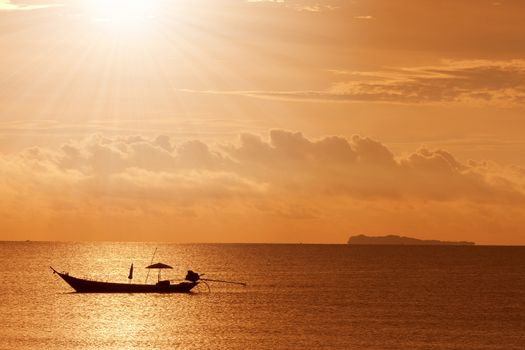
[0,0,524,244]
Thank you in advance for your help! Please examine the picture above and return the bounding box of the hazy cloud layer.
[246,0,339,12]
[0,0,61,11]
[2,131,523,200]
[1,130,524,229]
[1,130,524,243]
[183,60,525,105]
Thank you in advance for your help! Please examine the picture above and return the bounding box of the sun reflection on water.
[47,244,204,348]
[54,293,202,349]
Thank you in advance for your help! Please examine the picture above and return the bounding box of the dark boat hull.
[54,271,197,293]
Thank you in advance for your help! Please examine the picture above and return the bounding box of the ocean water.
[0,242,523,350]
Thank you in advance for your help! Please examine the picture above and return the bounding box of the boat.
[50,263,200,293]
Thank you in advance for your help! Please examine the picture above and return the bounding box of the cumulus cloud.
[1,130,524,242]
[223,130,525,202]
[182,60,525,105]
[1,130,523,203]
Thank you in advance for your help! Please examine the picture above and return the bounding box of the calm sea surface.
[0,242,523,350]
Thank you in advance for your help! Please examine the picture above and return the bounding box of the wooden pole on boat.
[128,263,133,283]
[145,248,157,284]
[201,278,247,286]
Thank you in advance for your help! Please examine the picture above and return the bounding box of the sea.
[0,242,523,350]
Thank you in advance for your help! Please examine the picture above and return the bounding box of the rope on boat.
[200,280,211,293]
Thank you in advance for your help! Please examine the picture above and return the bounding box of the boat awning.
[146,262,173,269]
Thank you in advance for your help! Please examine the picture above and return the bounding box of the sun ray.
[90,0,157,21]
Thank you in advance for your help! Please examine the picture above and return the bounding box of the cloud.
[1,130,524,242]
[246,0,339,12]
[0,0,61,11]
[291,4,339,12]
[182,60,525,105]
[223,130,525,203]
[2,130,523,203]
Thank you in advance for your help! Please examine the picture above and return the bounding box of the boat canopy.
[146,262,173,269]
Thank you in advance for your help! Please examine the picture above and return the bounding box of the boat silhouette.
[50,263,198,293]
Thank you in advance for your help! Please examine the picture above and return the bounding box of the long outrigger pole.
[177,270,247,287]
[200,278,246,286]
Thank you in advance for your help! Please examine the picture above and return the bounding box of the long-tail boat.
[50,263,200,293]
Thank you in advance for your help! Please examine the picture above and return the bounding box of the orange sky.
[0,0,524,244]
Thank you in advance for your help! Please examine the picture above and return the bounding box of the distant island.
[347,234,475,246]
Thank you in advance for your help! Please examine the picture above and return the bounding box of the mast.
[145,248,157,284]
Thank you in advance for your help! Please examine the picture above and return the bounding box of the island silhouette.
[347,234,475,246]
